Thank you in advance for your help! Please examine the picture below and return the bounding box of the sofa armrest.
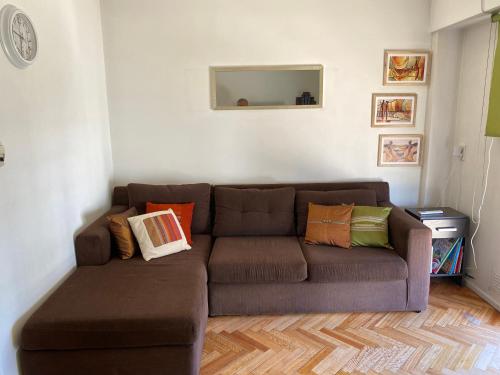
[75,205,128,266]
[385,204,432,311]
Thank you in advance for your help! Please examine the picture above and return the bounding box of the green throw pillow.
[351,206,392,248]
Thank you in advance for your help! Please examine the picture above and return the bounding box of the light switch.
[0,143,5,167]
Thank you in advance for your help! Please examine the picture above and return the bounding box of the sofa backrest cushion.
[127,183,211,234]
[296,189,377,235]
[215,182,390,205]
[112,186,129,206]
[213,187,296,236]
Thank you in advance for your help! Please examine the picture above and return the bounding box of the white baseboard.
[465,279,500,311]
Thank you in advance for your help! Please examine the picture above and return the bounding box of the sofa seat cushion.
[113,234,211,265]
[109,234,212,281]
[21,264,207,351]
[299,237,408,282]
[209,236,307,283]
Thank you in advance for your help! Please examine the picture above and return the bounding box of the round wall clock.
[0,4,37,68]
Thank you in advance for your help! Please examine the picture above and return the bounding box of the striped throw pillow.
[128,209,191,261]
[351,206,392,249]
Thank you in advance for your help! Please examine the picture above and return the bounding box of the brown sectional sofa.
[19,181,432,375]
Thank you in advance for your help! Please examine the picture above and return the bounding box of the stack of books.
[431,237,464,275]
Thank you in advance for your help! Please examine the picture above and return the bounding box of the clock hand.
[12,30,25,41]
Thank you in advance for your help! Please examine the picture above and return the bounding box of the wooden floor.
[201,281,500,375]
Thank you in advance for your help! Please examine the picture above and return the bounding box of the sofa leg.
[415,310,422,313]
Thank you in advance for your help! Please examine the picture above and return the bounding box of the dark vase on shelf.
[296,92,316,105]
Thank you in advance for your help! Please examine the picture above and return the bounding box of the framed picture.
[383,50,431,85]
[377,134,424,167]
[371,93,417,127]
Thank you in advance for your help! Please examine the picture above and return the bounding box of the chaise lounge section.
[19,181,431,375]
[20,183,212,375]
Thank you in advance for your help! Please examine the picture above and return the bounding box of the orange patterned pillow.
[128,210,191,261]
[305,203,353,248]
[146,202,194,244]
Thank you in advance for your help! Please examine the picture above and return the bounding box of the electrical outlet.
[0,143,4,167]
[453,144,466,161]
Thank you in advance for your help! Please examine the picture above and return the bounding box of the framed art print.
[371,93,417,127]
[383,50,431,85]
[378,134,423,167]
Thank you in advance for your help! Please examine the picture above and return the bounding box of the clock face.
[0,5,37,68]
[11,12,36,61]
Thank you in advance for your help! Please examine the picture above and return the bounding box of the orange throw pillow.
[146,202,195,244]
[107,207,139,259]
[305,203,353,248]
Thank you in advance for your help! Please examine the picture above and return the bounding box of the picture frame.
[383,50,431,85]
[377,134,424,167]
[371,93,417,127]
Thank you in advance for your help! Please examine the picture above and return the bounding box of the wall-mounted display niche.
[210,65,323,110]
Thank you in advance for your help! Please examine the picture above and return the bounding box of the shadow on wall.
[222,119,379,185]
[10,181,115,373]
[73,175,115,238]
[112,121,384,186]
[74,206,110,238]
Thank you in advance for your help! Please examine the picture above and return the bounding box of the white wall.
[425,19,500,308]
[101,0,431,206]
[485,0,500,11]
[0,1,113,374]
[447,21,500,308]
[430,0,500,32]
[430,0,483,31]
[420,28,462,206]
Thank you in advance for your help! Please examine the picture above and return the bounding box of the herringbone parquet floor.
[201,281,500,374]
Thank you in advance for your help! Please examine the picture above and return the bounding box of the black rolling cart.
[405,207,469,286]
